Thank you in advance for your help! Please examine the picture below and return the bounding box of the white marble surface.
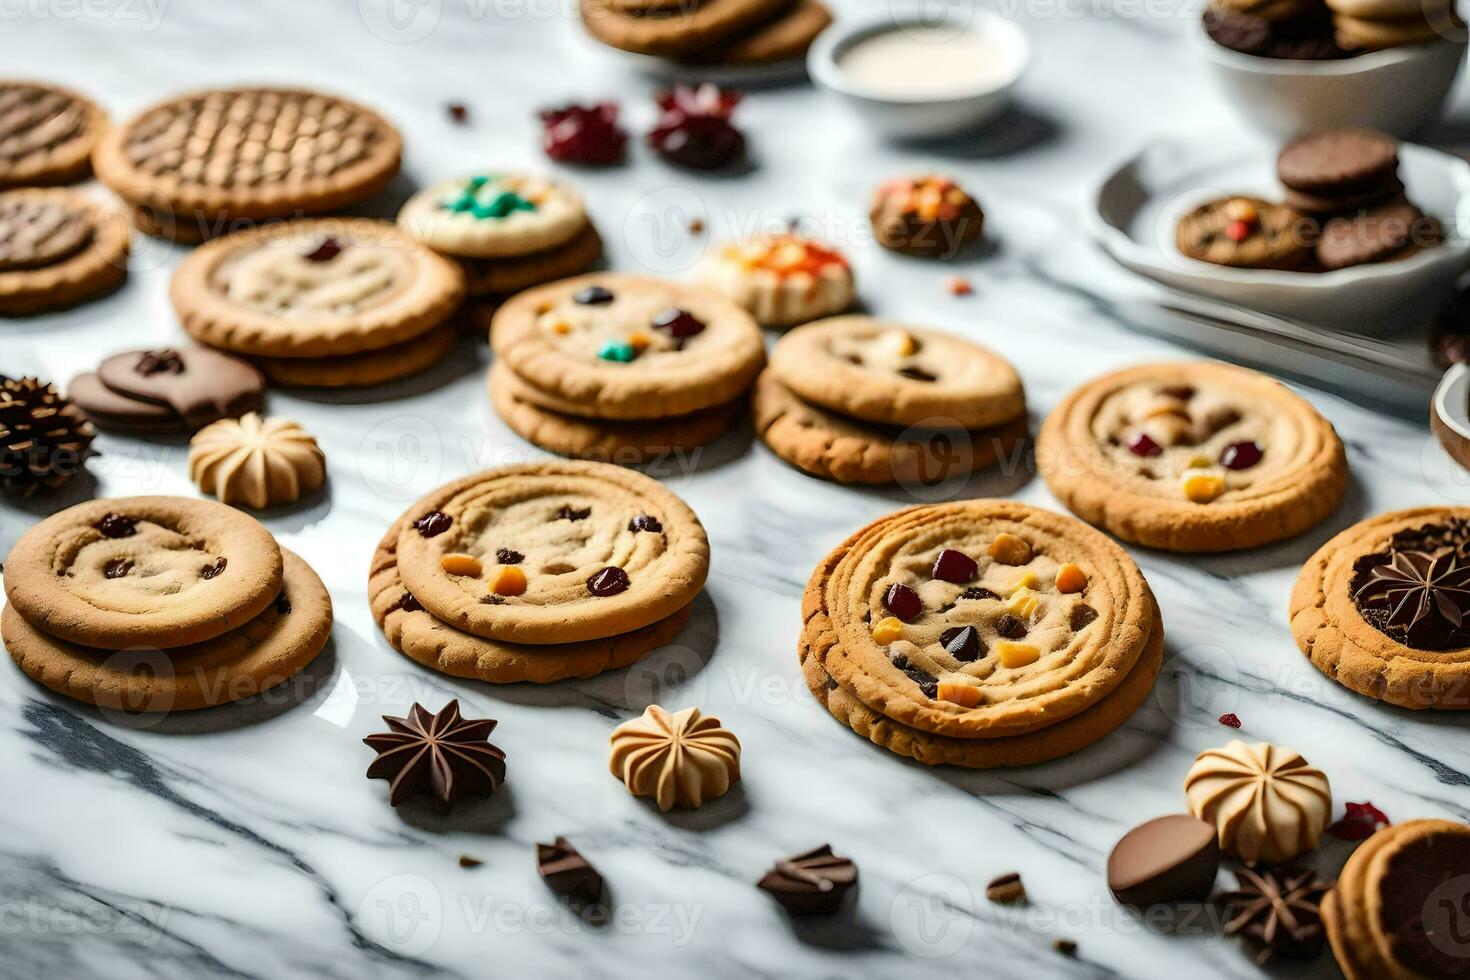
[4,2,1470,978]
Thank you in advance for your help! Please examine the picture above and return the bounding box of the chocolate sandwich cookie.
[0,81,108,188]
[1316,199,1439,270]
[94,347,264,428]
[0,188,130,315]
[1277,129,1399,197]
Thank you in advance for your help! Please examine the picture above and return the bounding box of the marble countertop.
[4,2,1470,978]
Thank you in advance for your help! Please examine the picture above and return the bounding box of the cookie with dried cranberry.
[1176,196,1312,270]
[1037,361,1347,553]
[2,496,284,650]
[807,500,1161,744]
[869,175,985,258]
[4,548,329,712]
[695,233,855,328]
[0,188,130,315]
[770,316,1024,430]
[391,461,708,644]
[1291,508,1470,709]
[0,81,108,188]
[491,273,765,420]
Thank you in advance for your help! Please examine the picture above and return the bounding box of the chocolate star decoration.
[757,844,858,914]
[1218,867,1331,964]
[1355,549,1470,644]
[363,700,506,807]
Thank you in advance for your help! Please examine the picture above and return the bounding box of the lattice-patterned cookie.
[0,81,107,188]
[0,188,129,315]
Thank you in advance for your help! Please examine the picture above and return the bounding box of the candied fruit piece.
[996,641,1040,669]
[540,101,627,166]
[441,553,483,577]
[492,566,528,596]
[1055,563,1087,594]
[871,616,904,645]
[988,533,1032,566]
[937,680,982,708]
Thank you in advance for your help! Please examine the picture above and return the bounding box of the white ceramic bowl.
[1433,362,1470,470]
[807,12,1030,140]
[1196,20,1467,139]
[1087,131,1470,335]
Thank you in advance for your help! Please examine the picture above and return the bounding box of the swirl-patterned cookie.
[392,461,709,644]
[0,81,107,188]
[2,496,284,650]
[696,233,854,328]
[171,218,464,358]
[398,172,586,259]
[810,500,1160,740]
[1037,361,1347,552]
[491,273,765,420]
[93,87,401,235]
[770,316,1025,429]
[0,188,129,315]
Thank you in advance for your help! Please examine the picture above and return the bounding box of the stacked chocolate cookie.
[93,86,402,242]
[1325,0,1461,50]
[169,218,466,387]
[755,316,1028,485]
[369,462,707,684]
[580,0,832,69]
[68,346,264,435]
[398,171,602,311]
[800,501,1164,768]
[1,497,332,711]
[489,273,764,464]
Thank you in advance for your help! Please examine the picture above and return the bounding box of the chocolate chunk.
[890,653,938,698]
[201,557,227,580]
[898,366,938,382]
[940,625,982,662]
[757,844,857,914]
[883,583,923,622]
[1053,939,1078,957]
[961,587,999,601]
[1071,604,1099,631]
[103,558,132,579]
[996,614,1028,640]
[414,511,452,537]
[397,592,423,612]
[458,854,482,869]
[537,837,604,908]
[303,236,344,263]
[986,872,1026,903]
[275,592,292,615]
[931,548,977,584]
[587,566,630,597]
[96,513,137,538]
[135,349,185,376]
[628,514,663,533]
[557,505,591,522]
[496,548,524,565]
[447,103,469,124]
[573,285,615,306]
[1107,814,1220,907]
[651,308,705,338]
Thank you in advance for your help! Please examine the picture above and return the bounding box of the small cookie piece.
[250,321,458,388]
[1277,128,1400,196]
[1316,200,1439,270]
[189,413,325,509]
[686,0,833,64]
[491,273,765,420]
[95,347,264,428]
[770,316,1024,429]
[459,221,603,299]
[1175,196,1312,270]
[489,360,742,464]
[0,189,129,315]
[1334,9,1458,49]
[3,496,284,650]
[0,81,108,188]
[1291,508,1470,709]
[1184,740,1332,863]
[754,370,1028,486]
[757,845,858,914]
[696,233,854,329]
[171,218,465,359]
[580,0,793,57]
[1037,361,1348,552]
[67,371,187,434]
[398,173,586,259]
[608,704,740,810]
[869,176,985,258]
[392,461,708,644]
[1326,0,1452,18]
[93,87,402,238]
[3,548,329,713]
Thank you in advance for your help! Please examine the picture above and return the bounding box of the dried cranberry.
[96,513,137,538]
[883,583,923,622]
[540,102,627,167]
[448,102,468,124]
[303,237,343,263]
[1127,432,1162,458]
[558,505,591,522]
[1220,440,1263,470]
[201,557,227,580]
[414,511,452,537]
[648,85,745,171]
[496,548,524,565]
[1218,712,1242,729]
[652,308,705,339]
[1328,802,1391,841]
[103,558,132,579]
[587,567,630,597]
[574,285,615,306]
[931,549,977,584]
[940,625,982,662]
[397,592,423,613]
[628,514,663,533]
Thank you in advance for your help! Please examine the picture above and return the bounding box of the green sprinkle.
[467,175,489,190]
[598,341,637,363]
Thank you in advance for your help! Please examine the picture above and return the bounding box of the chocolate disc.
[1107,814,1220,907]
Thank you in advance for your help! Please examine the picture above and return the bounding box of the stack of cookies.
[1324,0,1461,50]
[755,316,1029,486]
[397,171,602,313]
[369,461,707,684]
[93,86,402,242]
[800,500,1163,768]
[170,218,466,387]
[1,497,332,712]
[489,273,765,464]
[68,346,265,435]
[580,0,832,69]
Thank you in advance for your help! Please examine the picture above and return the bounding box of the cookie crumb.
[947,276,974,297]
[985,872,1026,903]
[1053,939,1077,957]
[459,855,483,869]
[448,103,468,124]
[689,217,705,234]
[1218,712,1242,729]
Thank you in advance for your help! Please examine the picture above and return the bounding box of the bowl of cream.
[808,11,1031,140]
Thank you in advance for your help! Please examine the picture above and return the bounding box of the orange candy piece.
[937,680,982,707]
[491,566,528,597]
[440,553,483,577]
[1055,563,1088,594]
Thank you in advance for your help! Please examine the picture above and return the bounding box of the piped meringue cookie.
[695,233,854,329]
[1184,739,1331,864]
[188,412,326,509]
[608,704,740,811]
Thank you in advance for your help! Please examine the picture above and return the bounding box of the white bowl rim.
[1435,362,1470,439]
[1191,15,1466,76]
[1085,135,1470,291]
[807,11,1031,106]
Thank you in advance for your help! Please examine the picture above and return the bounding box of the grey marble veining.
[2,2,1469,978]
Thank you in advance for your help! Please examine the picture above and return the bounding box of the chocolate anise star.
[1356,550,1470,635]
[1219,867,1330,964]
[363,700,506,807]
